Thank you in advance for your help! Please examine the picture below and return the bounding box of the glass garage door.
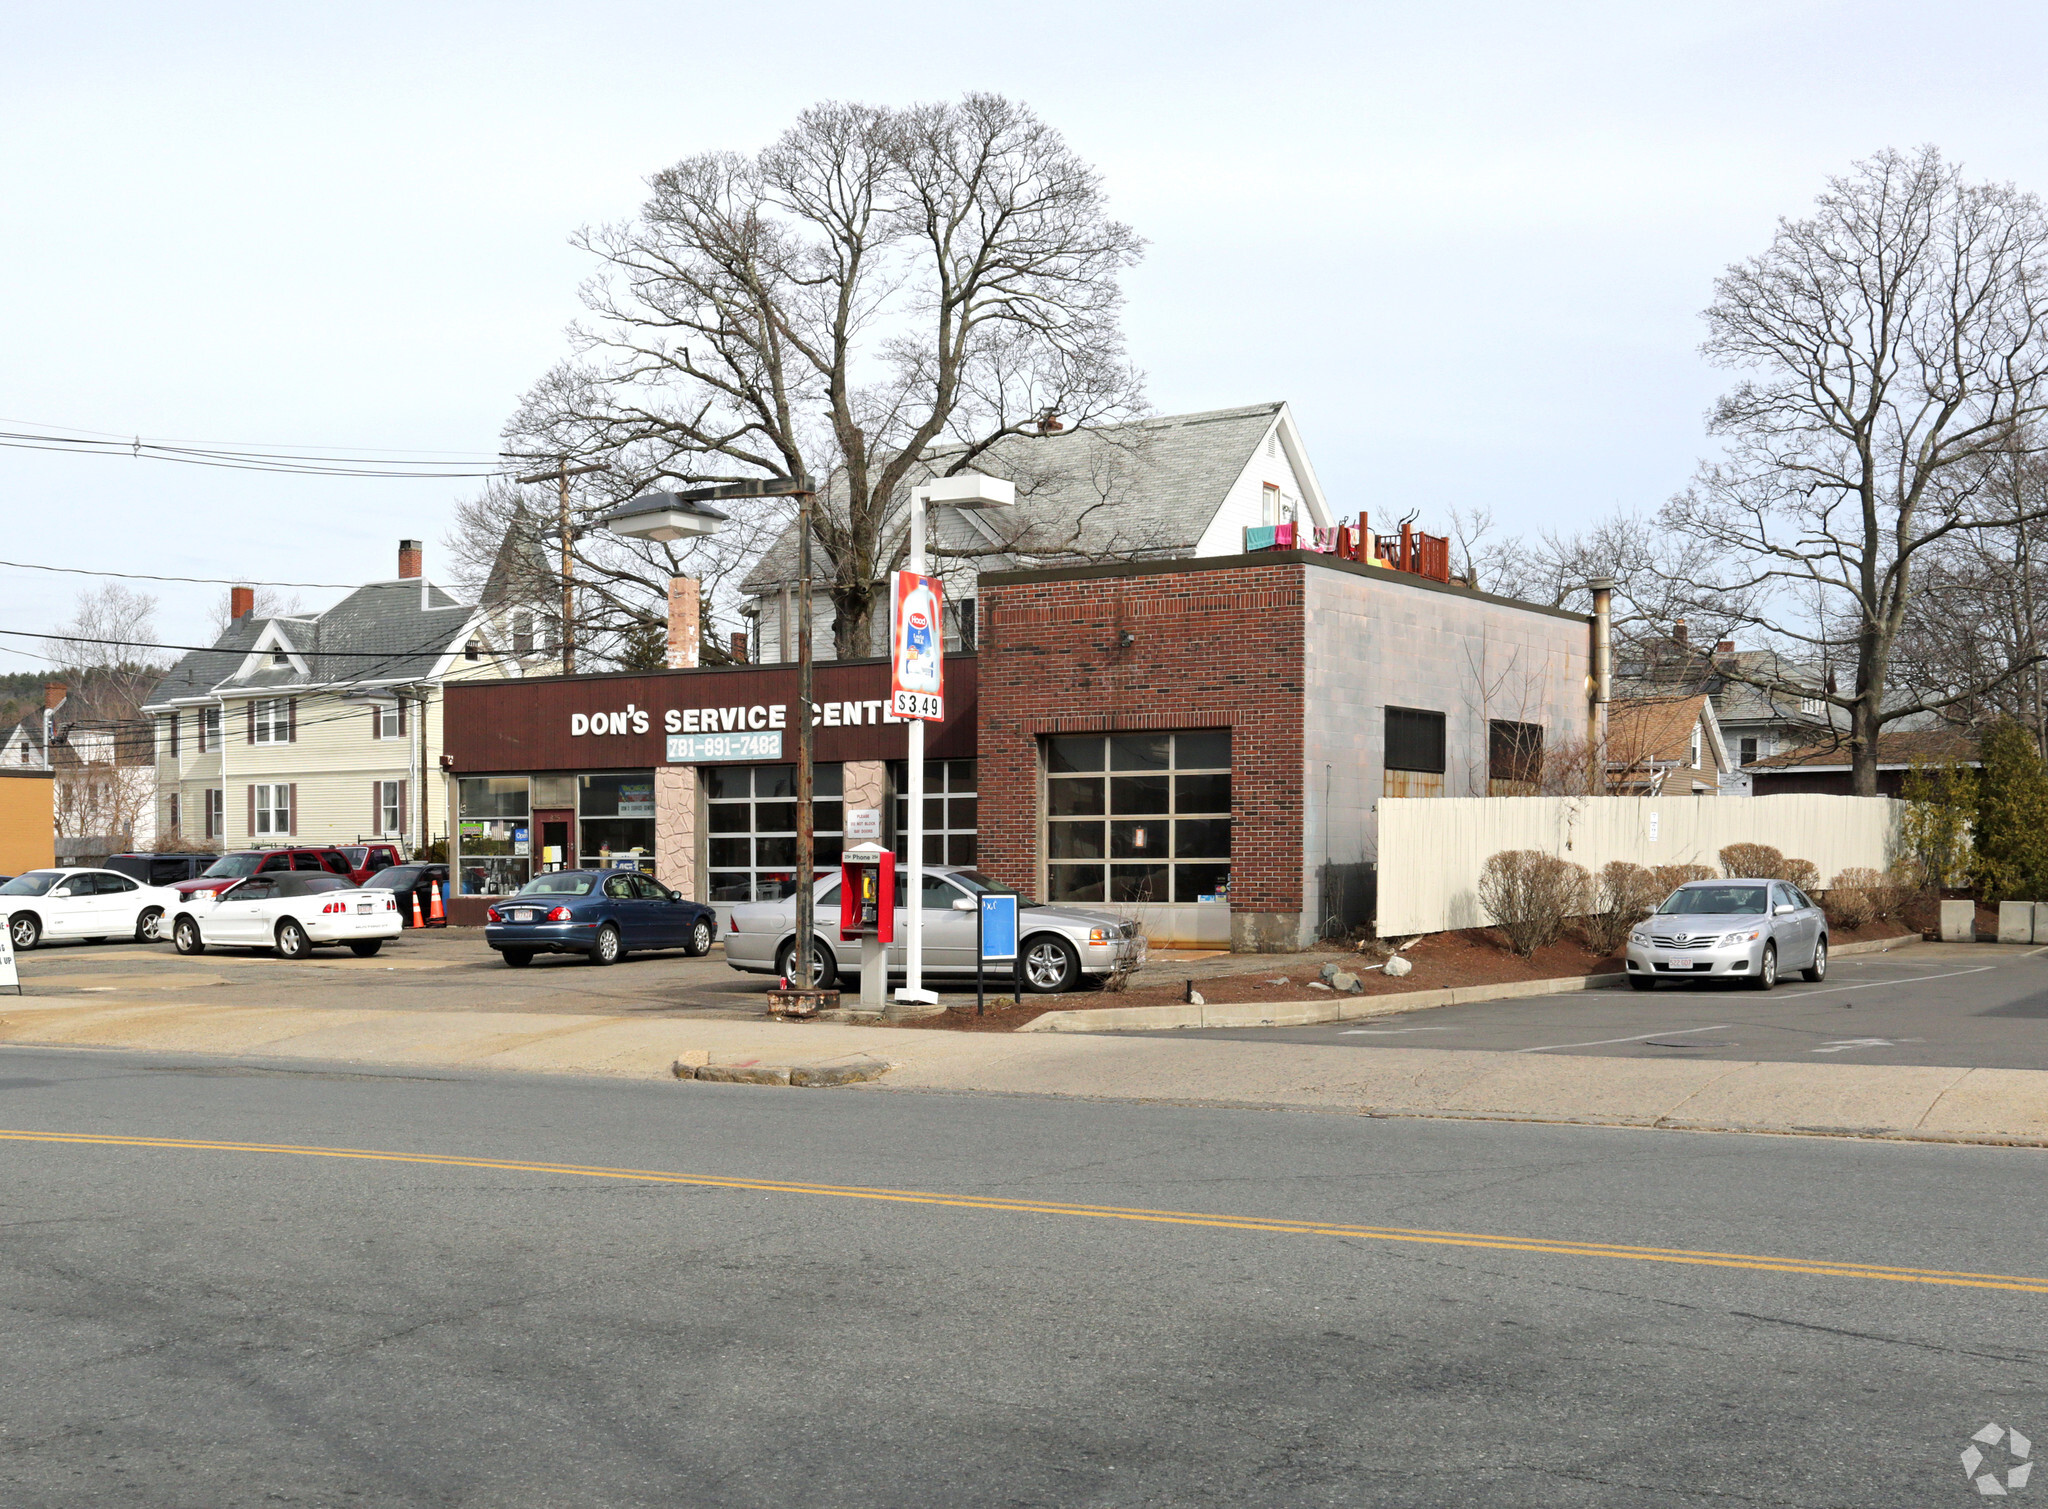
[706,763,843,903]
[1045,731,1230,904]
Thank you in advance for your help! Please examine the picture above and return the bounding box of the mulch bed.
[889,918,1919,1033]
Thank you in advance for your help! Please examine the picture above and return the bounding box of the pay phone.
[839,842,895,944]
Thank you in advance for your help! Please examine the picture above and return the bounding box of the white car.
[169,872,404,959]
[1,867,182,950]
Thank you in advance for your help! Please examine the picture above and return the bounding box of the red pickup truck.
[168,843,406,900]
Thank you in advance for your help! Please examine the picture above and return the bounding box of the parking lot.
[1179,942,2048,1069]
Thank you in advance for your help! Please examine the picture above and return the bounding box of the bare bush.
[1824,867,1881,930]
[1719,843,1785,879]
[1781,857,1821,894]
[1650,864,1716,899]
[1580,861,1664,955]
[1477,850,1591,958]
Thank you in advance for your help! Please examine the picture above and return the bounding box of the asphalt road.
[1177,944,2048,1068]
[3,1044,2047,1506]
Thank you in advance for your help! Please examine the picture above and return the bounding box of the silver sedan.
[724,866,1147,993]
[1623,878,1828,991]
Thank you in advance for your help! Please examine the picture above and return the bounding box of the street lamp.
[896,471,1015,1009]
[603,476,822,997]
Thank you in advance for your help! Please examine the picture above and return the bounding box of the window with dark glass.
[887,759,976,867]
[1045,730,1230,905]
[1383,707,1447,797]
[1487,720,1543,795]
[707,763,842,903]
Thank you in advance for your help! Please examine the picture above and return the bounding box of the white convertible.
[169,872,404,959]
[1,867,182,950]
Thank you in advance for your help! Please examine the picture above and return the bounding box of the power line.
[0,428,508,479]
[0,627,473,660]
[0,557,360,589]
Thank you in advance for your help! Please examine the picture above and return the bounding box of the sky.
[5,0,2048,666]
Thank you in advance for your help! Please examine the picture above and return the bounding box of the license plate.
[1668,956,1697,969]
[515,910,535,922]
[356,902,373,914]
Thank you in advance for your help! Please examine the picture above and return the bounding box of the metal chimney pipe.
[1588,577,1614,793]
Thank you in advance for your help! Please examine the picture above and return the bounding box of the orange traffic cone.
[410,890,425,929]
[428,883,445,925]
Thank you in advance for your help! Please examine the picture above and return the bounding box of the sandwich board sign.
[0,920,17,995]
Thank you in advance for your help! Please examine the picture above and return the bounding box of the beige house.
[141,541,526,856]
[1604,693,1732,796]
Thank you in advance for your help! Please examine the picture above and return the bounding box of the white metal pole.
[896,488,936,1006]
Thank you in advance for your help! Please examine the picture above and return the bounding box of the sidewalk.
[3,991,2046,1146]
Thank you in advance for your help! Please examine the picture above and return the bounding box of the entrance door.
[534,809,574,873]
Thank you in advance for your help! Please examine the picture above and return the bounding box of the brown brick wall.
[977,563,1306,918]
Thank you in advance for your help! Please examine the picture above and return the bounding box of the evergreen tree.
[1973,721,2048,901]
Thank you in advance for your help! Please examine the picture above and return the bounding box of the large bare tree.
[1661,146,2048,794]
[501,93,1145,659]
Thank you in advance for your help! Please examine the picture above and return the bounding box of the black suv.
[104,853,219,887]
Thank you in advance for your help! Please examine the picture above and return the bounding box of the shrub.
[1973,720,2048,903]
[1477,849,1591,958]
[1900,755,1977,889]
[1649,863,1715,900]
[1720,843,1785,879]
[1781,858,1821,894]
[1580,861,1663,955]
[1825,867,1880,930]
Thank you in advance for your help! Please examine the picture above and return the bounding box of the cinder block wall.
[978,560,1308,950]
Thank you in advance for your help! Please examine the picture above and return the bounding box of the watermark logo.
[1963,1423,2032,1496]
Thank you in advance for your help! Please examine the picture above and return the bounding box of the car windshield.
[945,870,998,894]
[1659,885,1769,916]
[0,871,60,896]
[518,874,594,897]
[364,869,418,889]
[202,854,263,879]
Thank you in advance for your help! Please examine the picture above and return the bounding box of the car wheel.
[172,916,205,955]
[1803,936,1828,983]
[9,913,40,951]
[776,936,837,989]
[684,918,715,958]
[1748,942,1777,992]
[135,907,165,943]
[275,918,312,960]
[349,940,383,958]
[501,948,535,968]
[1629,975,1656,992]
[1021,934,1081,994]
[590,924,622,966]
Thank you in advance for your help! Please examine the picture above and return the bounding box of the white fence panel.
[1375,795,1902,937]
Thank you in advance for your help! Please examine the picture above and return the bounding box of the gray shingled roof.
[741,402,1283,594]
[142,580,476,708]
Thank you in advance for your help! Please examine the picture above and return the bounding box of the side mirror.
[668,889,683,903]
[1773,903,1794,916]
[953,898,976,911]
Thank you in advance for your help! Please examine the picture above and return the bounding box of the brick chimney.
[230,585,255,621]
[666,577,701,670]
[399,539,423,579]
[730,630,749,664]
[43,681,67,711]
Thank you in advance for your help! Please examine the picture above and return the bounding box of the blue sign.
[979,892,1018,962]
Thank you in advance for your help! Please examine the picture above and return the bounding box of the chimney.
[1715,639,1735,655]
[230,585,255,621]
[399,539,423,579]
[730,630,749,664]
[1036,408,1064,434]
[1673,618,1689,646]
[1587,577,1614,795]
[43,681,67,711]
[666,577,701,670]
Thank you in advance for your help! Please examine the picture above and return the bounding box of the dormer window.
[271,650,290,669]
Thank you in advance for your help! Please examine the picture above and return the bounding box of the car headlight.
[1720,929,1762,946]
[1629,929,1649,946]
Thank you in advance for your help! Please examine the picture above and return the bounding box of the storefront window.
[888,759,976,866]
[579,772,656,869]
[707,763,842,903]
[457,777,531,896]
[1045,731,1230,904]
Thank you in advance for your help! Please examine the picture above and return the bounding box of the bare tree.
[1661,147,2048,794]
[505,94,1146,659]
[42,585,168,848]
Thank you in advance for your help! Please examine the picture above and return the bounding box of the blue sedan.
[483,869,717,968]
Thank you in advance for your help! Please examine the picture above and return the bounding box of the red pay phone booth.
[839,843,895,945]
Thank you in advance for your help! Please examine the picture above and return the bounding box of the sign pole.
[976,899,985,1018]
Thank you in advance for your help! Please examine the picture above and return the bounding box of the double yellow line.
[4,1127,2041,1294]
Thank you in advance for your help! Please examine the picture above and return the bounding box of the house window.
[944,598,976,652]
[204,788,223,838]
[1044,731,1230,905]
[708,763,844,903]
[1261,483,1283,525]
[167,793,180,833]
[888,758,976,868]
[253,699,290,744]
[1384,707,1447,797]
[165,714,180,758]
[378,703,403,739]
[1487,720,1544,796]
[253,783,290,835]
[1739,736,1758,766]
[1799,696,1824,716]
[378,780,404,836]
[201,707,221,751]
[512,611,534,655]
[1690,726,1703,770]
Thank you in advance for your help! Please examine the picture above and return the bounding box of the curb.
[680,1055,894,1088]
[1018,933,1924,1034]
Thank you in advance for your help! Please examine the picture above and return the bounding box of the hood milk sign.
[569,695,909,763]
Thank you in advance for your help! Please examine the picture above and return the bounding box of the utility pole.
[793,482,817,989]
[515,459,606,675]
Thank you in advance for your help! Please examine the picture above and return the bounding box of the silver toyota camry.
[1623,878,1828,991]
[724,865,1147,993]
